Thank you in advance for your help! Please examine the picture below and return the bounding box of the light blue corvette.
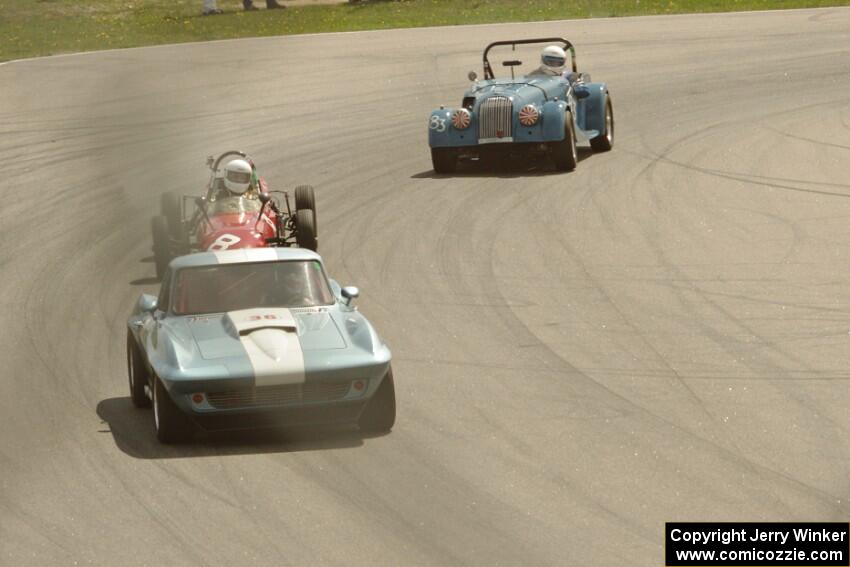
[126,248,395,443]
[428,37,614,173]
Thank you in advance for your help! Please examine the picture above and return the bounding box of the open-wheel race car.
[151,150,318,279]
[428,37,614,173]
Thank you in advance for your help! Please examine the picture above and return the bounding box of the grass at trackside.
[2,0,849,62]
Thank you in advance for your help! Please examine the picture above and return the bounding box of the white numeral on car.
[208,234,241,250]
[429,115,447,132]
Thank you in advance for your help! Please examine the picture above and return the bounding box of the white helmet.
[223,159,253,195]
[541,45,567,70]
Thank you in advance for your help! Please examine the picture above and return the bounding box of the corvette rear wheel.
[295,208,317,252]
[551,112,578,172]
[127,333,151,408]
[151,215,171,280]
[358,367,396,434]
[153,376,193,444]
[590,96,614,152]
[294,185,317,236]
[431,148,457,174]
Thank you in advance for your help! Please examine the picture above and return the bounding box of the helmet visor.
[226,170,252,184]
[542,55,566,68]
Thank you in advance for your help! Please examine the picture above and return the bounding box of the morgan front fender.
[542,100,568,140]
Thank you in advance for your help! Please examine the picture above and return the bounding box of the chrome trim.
[478,96,513,141]
[478,137,515,144]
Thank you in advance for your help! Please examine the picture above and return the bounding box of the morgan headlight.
[518,104,540,127]
[451,108,471,130]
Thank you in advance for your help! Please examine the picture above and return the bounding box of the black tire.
[431,147,457,174]
[127,333,151,408]
[151,215,171,280]
[551,112,578,172]
[295,208,317,252]
[358,367,396,434]
[590,96,614,152]
[294,185,317,236]
[160,191,183,239]
[153,376,194,444]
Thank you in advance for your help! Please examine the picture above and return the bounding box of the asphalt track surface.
[2,8,850,566]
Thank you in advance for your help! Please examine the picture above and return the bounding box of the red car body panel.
[196,179,278,251]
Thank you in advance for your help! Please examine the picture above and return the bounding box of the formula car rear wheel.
[153,376,194,444]
[431,148,457,174]
[127,333,151,408]
[294,185,317,236]
[151,215,171,280]
[295,208,318,252]
[590,96,614,152]
[358,367,396,434]
[160,191,183,239]
[551,112,578,172]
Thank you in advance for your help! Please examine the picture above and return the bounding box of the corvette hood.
[184,308,346,361]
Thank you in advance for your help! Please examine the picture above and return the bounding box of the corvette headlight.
[518,104,540,126]
[451,108,471,130]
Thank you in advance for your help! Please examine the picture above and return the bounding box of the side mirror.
[258,193,271,205]
[138,294,158,313]
[574,87,591,100]
[341,286,360,306]
[468,70,478,82]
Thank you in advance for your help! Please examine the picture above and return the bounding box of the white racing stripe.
[226,308,306,387]
[213,248,278,264]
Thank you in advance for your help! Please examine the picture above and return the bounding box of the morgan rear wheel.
[358,367,396,434]
[551,113,578,172]
[295,208,317,252]
[590,96,614,152]
[431,148,457,174]
[127,333,150,408]
[153,376,193,444]
[151,215,171,280]
[294,185,317,236]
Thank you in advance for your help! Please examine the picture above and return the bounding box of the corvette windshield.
[172,260,335,315]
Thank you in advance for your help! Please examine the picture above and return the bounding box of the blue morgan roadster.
[126,248,395,443]
[428,37,614,173]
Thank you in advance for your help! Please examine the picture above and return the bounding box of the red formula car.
[151,150,317,278]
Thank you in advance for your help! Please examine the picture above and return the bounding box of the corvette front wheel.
[127,333,150,408]
[551,113,578,172]
[153,377,193,444]
[358,367,396,434]
[431,148,457,174]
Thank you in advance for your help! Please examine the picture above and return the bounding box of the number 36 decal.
[429,115,447,132]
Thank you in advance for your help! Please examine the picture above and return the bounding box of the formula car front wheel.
[151,215,171,280]
[153,376,194,444]
[431,148,457,174]
[295,208,317,252]
[358,367,396,434]
[294,185,317,236]
[590,96,614,152]
[127,333,151,408]
[551,113,578,172]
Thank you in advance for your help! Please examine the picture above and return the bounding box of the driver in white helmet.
[530,45,568,77]
[222,158,255,196]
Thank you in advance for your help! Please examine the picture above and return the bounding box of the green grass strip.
[2,0,849,62]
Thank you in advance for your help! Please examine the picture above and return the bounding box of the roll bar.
[482,38,577,80]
